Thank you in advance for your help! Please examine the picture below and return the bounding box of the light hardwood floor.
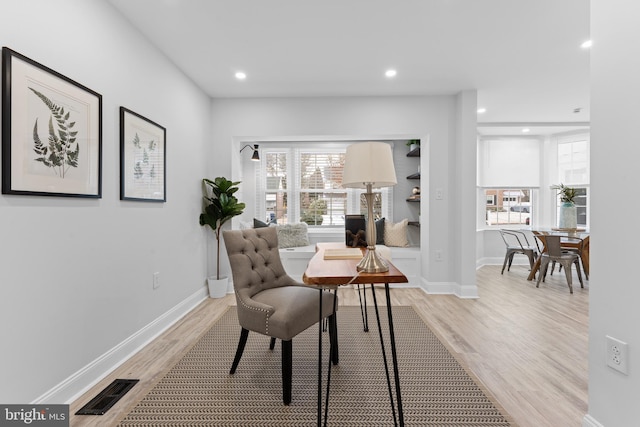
[70,265,588,427]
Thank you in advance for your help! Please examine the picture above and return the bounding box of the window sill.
[307,227,343,235]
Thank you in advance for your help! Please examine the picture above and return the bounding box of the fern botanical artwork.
[28,88,80,178]
[119,107,166,202]
[1,47,102,197]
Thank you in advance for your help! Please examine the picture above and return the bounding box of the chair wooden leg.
[328,313,339,365]
[575,259,584,288]
[282,340,292,405]
[269,337,276,350]
[230,328,249,375]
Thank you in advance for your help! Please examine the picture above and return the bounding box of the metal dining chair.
[536,234,584,293]
[552,235,589,280]
[499,229,538,274]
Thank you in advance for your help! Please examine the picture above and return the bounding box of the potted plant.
[551,183,577,229]
[199,177,246,297]
[406,139,420,152]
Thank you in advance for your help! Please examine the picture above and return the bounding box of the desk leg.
[317,290,322,427]
[385,284,404,426]
[357,284,369,332]
[370,284,404,427]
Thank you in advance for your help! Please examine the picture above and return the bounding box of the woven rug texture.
[118,305,515,426]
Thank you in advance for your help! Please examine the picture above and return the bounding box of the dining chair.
[499,229,538,274]
[223,227,339,405]
[536,234,584,293]
[552,235,589,280]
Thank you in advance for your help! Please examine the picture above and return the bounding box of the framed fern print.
[1,47,102,197]
[119,107,166,202]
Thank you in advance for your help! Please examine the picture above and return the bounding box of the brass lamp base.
[356,246,389,273]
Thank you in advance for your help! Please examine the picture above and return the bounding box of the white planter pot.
[559,202,577,229]
[207,276,228,298]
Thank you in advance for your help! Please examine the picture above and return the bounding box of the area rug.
[118,306,515,426]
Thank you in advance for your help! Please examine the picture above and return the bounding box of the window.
[298,151,346,226]
[258,143,392,227]
[485,188,532,226]
[557,136,590,228]
[478,132,590,229]
[264,151,288,223]
[558,139,588,184]
[554,186,588,228]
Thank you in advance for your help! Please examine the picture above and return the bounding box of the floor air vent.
[75,379,139,415]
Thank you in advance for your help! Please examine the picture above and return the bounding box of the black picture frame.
[1,47,102,198]
[119,107,166,202]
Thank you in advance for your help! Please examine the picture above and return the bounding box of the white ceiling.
[107,0,590,136]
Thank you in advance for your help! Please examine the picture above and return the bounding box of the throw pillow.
[384,219,409,247]
[253,218,276,228]
[253,218,268,228]
[239,220,253,230]
[274,222,310,248]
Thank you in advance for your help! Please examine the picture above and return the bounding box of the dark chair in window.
[223,227,338,405]
[536,234,584,293]
[499,229,538,274]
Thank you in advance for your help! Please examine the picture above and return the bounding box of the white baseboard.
[454,283,480,299]
[477,256,532,269]
[420,278,479,299]
[582,414,604,427]
[33,287,208,404]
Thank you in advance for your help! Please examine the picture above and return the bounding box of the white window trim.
[255,141,394,230]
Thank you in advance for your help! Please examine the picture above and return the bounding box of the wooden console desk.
[303,242,408,427]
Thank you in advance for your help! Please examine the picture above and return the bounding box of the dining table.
[526,229,590,281]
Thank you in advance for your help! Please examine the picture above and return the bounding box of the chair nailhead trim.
[236,291,271,335]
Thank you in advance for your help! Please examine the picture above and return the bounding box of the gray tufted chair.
[223,227,338,405]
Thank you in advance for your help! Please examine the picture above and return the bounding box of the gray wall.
[0,0,211,403]
[587,1,640,425]
[209,95,478,297]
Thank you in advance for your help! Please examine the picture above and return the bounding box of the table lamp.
[342,141,397,272]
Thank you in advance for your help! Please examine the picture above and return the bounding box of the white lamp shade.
[342,142,398,188]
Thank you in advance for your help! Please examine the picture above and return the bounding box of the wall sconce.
[240,144,260,161]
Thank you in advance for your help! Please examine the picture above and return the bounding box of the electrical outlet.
[153,272,160,289]
[435,188,444,200]
[606,335,628,375]
[435,250,443,261]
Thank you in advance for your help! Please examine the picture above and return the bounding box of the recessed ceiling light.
[385,69,397,78]
[235,71,247,80]
[581,40,592,49]
[477,108,487,114]
[522,128,530,133]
